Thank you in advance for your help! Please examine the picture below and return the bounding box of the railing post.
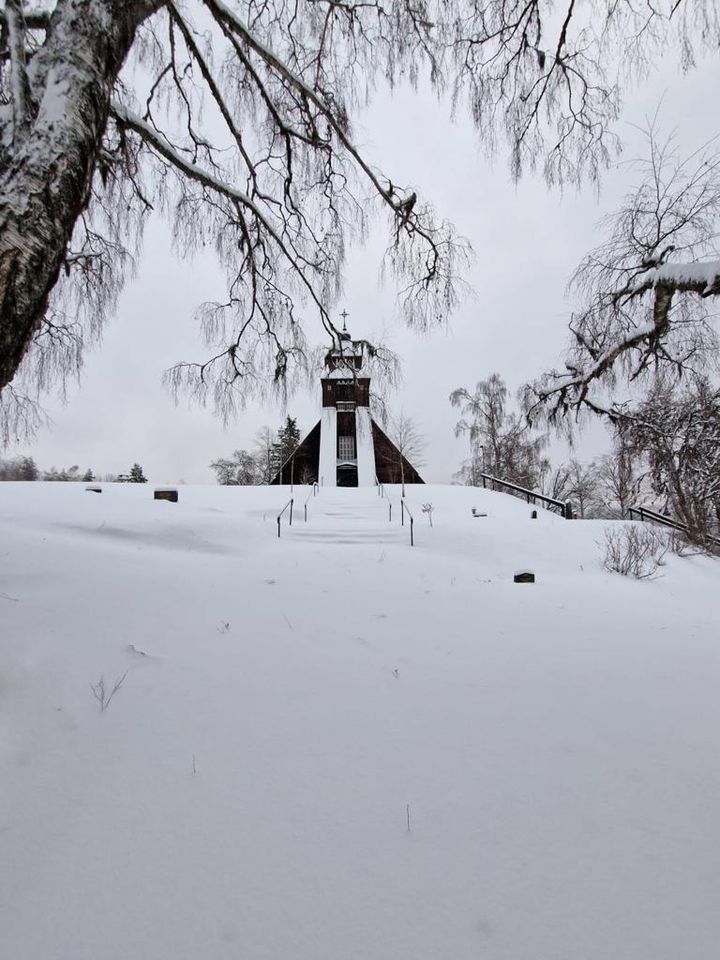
[389,501,392,522]
[401,499,405,526]
[289,498,294,526]
[277,516,281,538]
[564,501,573,520]
[410,516,414,546]
[304,503,307,523]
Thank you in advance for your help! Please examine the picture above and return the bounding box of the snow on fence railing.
[628,505,720,548]
[276,497,294,538]
[400,498,415,546]
[480,473,573,519]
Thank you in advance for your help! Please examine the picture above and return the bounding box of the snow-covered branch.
[530,125,720,422]
[3,0,720,438]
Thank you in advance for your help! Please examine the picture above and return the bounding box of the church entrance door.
[337,464,358,487]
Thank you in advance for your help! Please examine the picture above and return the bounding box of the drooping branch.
[111,101,335,331]
[530,125,720,423]
[3,0,720,440]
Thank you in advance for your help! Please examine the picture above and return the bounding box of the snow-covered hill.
[1,482,719,960]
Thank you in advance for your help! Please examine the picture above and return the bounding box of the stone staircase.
[288,487,405,545]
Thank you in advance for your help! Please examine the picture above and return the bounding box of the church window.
[338,435,356,460]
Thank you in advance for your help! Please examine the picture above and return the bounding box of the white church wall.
[319,407,337,487]
[355,407,376,486]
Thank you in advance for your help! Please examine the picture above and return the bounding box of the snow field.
[1,482,719,960]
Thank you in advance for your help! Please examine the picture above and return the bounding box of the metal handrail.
[276,497,294,537]
[480,472,572,519]
[400,498,415,546]
[628,505,720,547]
[374,476,395,519]
[303,483,319,522]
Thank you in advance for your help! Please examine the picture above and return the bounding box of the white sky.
[6,53,719,483]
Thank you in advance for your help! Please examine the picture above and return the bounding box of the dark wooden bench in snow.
[154,488,178,503]
[85,486,102,493]
[514,570,535,584]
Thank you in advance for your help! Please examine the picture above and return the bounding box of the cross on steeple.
[340,308,349,332]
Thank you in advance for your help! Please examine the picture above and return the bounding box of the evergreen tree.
[82,469,95,482]
[271,417,302,477]
[128,463,148,483]
[0,456,38,481]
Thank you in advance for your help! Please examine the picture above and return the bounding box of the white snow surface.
[355,407,376,485]
[2,481,720,960]
[318,406,337,487]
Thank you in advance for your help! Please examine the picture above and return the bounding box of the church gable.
[371,420,424,485]
[270,420,321,485]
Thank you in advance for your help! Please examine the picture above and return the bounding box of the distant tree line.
[211,417,302,485]
[0,458,147,483]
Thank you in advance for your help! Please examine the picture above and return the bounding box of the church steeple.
[317,313,373,486]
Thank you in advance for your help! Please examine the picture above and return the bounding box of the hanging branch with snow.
[529,125,720,423]
[2,1,720,435]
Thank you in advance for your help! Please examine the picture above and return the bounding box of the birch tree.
[384,412,425,495]
[2,1,718,440]
[620,376,720,546]
[530,125,720,422]
[451,373,548,489]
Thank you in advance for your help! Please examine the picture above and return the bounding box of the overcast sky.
[5,52,718,483]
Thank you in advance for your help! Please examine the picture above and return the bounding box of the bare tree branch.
[529,123,720,422]
[3,0,720,440]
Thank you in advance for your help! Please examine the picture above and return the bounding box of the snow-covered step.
[286,488,403,544]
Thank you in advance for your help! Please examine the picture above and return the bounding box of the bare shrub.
[667,529,711,558]
[90,671,128,712]
[602,525,669,579]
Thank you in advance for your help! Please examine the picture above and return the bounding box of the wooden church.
[271,324,424,487]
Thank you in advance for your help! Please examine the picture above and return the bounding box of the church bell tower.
[318,317,375,487]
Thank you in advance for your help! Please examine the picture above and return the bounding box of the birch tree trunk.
[0,0,159,391]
